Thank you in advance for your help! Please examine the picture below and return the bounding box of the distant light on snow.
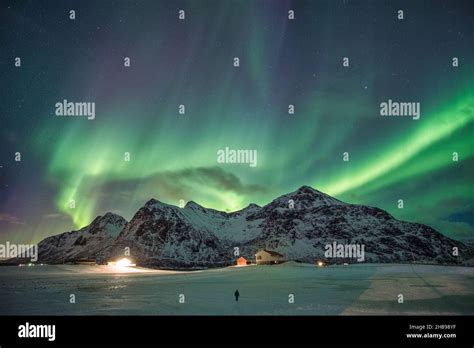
[117,258,133,267]
[108,258,136,268]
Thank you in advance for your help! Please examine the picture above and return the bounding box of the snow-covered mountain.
[36,186,468,267]
[236,186,464,264]
[103,199,227,268]
[37,212,127,263]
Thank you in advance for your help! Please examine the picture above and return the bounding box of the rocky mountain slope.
[35,186,468,267]
[36,212,127,263]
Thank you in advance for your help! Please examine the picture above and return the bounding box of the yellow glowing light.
[317,261,324,267]
[117,258,132,267]
[108,258,136,267]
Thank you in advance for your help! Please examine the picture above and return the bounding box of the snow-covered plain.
[0,263,472,315]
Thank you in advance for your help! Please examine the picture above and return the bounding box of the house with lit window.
[236,256,248,266]
[255,249,285,265]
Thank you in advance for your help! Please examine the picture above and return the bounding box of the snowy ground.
[0,263,472,315]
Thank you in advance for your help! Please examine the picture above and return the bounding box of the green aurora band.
[39,92,473,233]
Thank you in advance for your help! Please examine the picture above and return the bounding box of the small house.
[255,249,285,265]
[236,256,248,266]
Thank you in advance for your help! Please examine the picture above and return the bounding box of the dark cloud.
[98,166,265,199]
[87,166,267,216]
[160,167,266,195]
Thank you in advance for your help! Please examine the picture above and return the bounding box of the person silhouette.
[234,289,240,302]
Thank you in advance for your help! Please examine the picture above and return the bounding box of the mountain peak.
[260,186,344,211]
[295,185,318,194]
[93,212,127,226]
[290,185,338,199]
[143,198,174,210]
[101,212,124,220]
[185,201,204,209]
[145,198,159,206]
[228,202,261,216]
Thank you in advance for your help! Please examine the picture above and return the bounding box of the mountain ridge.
[34,186,471,267]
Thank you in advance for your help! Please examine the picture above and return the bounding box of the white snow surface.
[0,263,472,315]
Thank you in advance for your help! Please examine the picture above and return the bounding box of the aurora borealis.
[0,0,473,244]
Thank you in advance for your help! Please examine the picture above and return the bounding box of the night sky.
[0,0,473,244]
